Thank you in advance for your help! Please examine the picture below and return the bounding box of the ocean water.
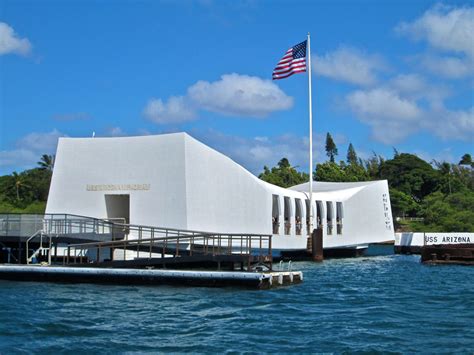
[0,246,473,354]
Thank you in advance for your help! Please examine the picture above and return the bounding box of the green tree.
[258,158,309,188]
[364,152,384,180]
[459,153,473,168]
[389,188,419,218]
[325,133,338,163]
[314,162,346,182]
[346,143,358,165]
[37,154,55,171]
[418,191,474,232]
[11,172,30,202]
[379,153,438,201]
[344,162,370,181]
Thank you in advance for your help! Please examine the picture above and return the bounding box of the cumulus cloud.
[347,88,422,121]
[387,73,450,101]
[425,106,474,141]
[187,73,293,117]
[0,22,31,56]
[144,73,293,124]
[346,88,423,143]
[312,46,386,86]
[345,85,473,144]
[105,127,127,137]
[143,96,197,124]
[0,130,66,172]
[395,3,474,57]
[419,55,474,79]
[396,4,474,78]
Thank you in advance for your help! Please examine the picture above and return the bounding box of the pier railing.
[0,213,273,270]
[65,231,272,270]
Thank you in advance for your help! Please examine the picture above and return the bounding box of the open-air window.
[316,201,324,229]
[326,201,334,235]
[336,202,344,234]
[295,199,303,235]
[284,196,292,235]
[272,195,280,234]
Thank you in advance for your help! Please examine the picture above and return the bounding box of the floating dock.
[0,265,302,289]
[0,213,305,288]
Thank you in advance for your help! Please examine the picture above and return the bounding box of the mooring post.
[311,228,323,262]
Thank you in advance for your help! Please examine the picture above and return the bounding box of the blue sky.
[0,0,473,175]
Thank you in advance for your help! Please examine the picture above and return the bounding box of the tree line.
[259,133,474,232]
[0,155,54,213]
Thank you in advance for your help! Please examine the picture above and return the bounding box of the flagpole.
[307,32,314,236]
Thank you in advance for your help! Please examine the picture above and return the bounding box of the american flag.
[272,40,307,80]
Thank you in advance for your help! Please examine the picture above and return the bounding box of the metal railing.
[1,213,273,270]
[65,231,272,270]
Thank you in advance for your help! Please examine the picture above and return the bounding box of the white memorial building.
[46,133,395,254]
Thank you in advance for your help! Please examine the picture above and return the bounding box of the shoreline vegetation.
[0,136,473,232]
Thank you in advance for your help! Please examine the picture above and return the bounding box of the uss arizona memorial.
[46,132,395,255]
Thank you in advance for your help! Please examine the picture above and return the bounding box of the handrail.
[65,232,272,269]
[1,213,274,270]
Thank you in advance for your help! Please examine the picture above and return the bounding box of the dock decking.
[0,265,302,289]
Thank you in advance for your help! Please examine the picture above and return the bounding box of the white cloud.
[187,73,293,117]
[0,149,38,169]
[144,73,293,124]
[347,88,422,121]
[105,127,126,137]
[387,73,450,101]
[346,88,423,144]
[312,46,386,86]
[396,3,474,58]
[0,22,31,56]
[420,55,474,79]
[345,85,473,144]
[396,4,474,79]
[16,129,65,153]
[143,96,196,124]
[425,106,474,141]
[0,130,66,171]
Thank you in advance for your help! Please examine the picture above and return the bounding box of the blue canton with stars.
[292,40,307,59]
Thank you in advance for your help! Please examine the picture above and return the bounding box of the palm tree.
[37,154,55,171]
[11,172,30,201]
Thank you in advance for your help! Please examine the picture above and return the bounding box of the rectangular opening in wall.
[295,198,302,235]
[105,194,130,224]
[316,200,324,229]
[326,201,334,235]
[272,194,280,234]
[284,196,292,235]
[336,202,344,234]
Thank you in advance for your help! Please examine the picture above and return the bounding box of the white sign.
[424,233,473,245]
[86,184,150,191]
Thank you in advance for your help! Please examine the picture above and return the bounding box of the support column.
[311,228,323,262]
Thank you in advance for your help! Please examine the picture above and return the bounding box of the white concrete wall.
[183,135,270,234]
[46,133,188,229]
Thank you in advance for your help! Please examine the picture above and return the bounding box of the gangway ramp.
[0,213,273,271]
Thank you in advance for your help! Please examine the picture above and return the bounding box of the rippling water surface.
[0,246,473,353]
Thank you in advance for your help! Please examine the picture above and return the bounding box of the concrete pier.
[0,265,302,289]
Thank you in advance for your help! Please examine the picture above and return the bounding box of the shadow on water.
[0,245,473,353]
